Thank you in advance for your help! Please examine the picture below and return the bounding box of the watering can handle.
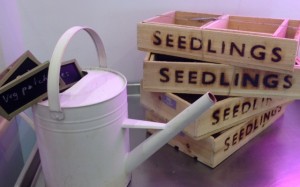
[48,26,107,120]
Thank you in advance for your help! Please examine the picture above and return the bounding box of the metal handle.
[48,26,107,120]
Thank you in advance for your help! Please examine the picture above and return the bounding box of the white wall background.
[0,0,24,68]
[10,0,300,83]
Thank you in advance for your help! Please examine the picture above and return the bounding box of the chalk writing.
[0,63,49,114]
[223,105,282,151]
[159,68,293,89]
[0,59,84,119]
[152,30,283,63]
[211,98,273,126]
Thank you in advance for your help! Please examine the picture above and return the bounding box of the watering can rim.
[37,67,128,108]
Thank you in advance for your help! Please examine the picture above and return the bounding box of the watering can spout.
[125,92,216,173]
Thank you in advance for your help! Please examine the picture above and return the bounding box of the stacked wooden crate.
[137,11,300,168]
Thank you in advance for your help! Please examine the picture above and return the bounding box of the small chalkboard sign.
[0,51,41,87]
[0,62,50,120]
[0,55,83,120]
[60,59,84,89]
[0,58,84,120]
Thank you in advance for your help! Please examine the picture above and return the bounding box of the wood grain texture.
[142,53,300,98]
[146,103,287,168]
[140,89,292,140]
[138,11,300,73]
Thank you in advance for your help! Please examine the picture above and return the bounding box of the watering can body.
[33,69,132,187]
[32,26,216,187]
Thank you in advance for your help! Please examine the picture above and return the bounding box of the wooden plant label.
[142,53,300,98]
[0,59,83,120]
[0,62,50,120]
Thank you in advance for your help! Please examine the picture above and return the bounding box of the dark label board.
[0,51,41,87]
[0,59,83,120]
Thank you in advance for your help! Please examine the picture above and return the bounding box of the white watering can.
[32,26,216,187]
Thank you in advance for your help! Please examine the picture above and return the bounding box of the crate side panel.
[141,88,291,140]
[146,110,215,168]
[285,20,300,39]
[142,60,232,95]
[140,90,197,136]
[227,16,284,34]
[229,65,300,98]
[211,104,286,167]
[202,29,297,73]
[137,23,206,60]
[194,97,291,139]
[143,57,300,98]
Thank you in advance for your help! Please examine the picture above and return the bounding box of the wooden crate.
[146,102,287,168]
[142,53,300,98]
[140,89,292,140]
[138,11,300,73]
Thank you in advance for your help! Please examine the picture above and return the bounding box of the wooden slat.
[201,15,229,29]
[205,15,283,36]
[201,29,296,73]
[229,65,300,97]
[273,19,289,38]
[294,25,300,41]
[175,11,221,27]
[142,54,300,98]
[228,16,282,34]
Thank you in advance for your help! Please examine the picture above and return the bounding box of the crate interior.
[174,93,229,138]
[150,53,219,64]
[205,15,288,37]
[285,20,300,39]
[145,11,221,27]
[152,53,200,62]
[174,93,228,104]
[145,12,300,40]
